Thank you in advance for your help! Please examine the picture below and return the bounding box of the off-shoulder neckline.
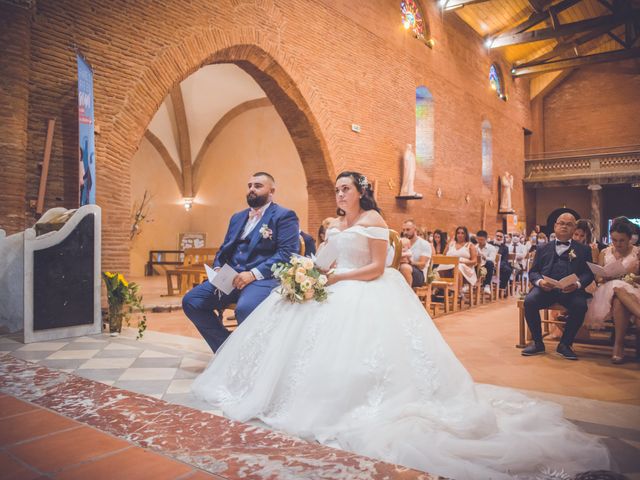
[327,225,388,233]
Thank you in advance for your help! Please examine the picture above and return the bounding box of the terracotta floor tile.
[182,471,225,480]
[0,451,42,480]
[9,426,130,473]
[53,446,192,480]
[0,396,39,419]
[0,409,78,447]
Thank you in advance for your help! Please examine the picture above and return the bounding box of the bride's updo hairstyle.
[336,171,381,216]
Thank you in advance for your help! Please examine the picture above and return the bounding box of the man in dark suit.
[182,172,299,352]
[490,229,512,293]
[522,213,595,360]
[300,230,316,257]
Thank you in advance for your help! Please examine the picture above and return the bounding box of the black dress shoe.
[521,342,545,356]
[556,343,578,360]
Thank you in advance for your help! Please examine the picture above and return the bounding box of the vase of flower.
[108,302,125,336]
[102,272,147,339]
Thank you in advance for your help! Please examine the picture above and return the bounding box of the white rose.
[295,271,306,284]
[318,275,328,286]
[302,258,314,270]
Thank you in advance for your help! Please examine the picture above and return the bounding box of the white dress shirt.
[477,243,497,265]
[241,202,272,239]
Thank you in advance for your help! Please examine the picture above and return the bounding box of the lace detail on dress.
[348,342,391,422]
[403,313,440,399]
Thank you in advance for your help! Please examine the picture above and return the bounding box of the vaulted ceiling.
[440,0,640,96]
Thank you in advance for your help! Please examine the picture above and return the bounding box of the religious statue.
[399,144,421,198]
[499,171,515,213]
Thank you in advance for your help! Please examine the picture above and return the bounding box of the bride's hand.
[325,272,340,286]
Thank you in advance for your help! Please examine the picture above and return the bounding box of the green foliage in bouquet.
[102,272,147,339]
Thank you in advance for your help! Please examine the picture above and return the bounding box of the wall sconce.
[587,183,602,191]
[183,197,194,211]
[436,187,443,198]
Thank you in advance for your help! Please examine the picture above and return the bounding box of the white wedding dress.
[192,226,611,479]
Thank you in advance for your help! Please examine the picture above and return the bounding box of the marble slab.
[0,354,435,479]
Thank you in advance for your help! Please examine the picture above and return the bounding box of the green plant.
[102,272,147,339]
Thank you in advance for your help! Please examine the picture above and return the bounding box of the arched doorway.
[546,207,581,235]
[100,43,336,274]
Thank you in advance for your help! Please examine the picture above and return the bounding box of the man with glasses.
[522,213,595,360]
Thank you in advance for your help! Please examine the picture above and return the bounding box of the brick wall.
[0,0,532,273]
[0,2,31,233]
[544,61,640,152]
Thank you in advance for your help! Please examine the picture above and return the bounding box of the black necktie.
[557,241,570,246]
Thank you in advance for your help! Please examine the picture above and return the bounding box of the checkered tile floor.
[0,330,216,413]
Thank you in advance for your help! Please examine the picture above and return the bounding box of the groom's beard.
[246,192,269,208]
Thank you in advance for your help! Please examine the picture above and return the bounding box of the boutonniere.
[259,224,273,240]
[568,249,576,262]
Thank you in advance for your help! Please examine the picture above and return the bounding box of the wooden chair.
[165,247,219,296]
[516,299,640,358]
[429,255,460,314]
[388,229,402,269]
[490,253,503,301]
[470,257,486,306]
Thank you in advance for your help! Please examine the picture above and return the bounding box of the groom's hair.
[253,172,275,184]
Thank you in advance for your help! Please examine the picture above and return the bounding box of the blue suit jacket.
[528,240,594,292]
[213,203,300,280]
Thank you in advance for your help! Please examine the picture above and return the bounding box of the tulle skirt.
[585,279,640,329]
[192,268,610,479]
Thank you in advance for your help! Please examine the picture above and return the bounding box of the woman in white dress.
[584,217,640,364]
[436,226,478,290]
[192,171,610,479]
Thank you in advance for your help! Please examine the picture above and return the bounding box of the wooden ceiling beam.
[516,21,624,66]
[491,12,634,48]
[512,46,640,76]
[441,0,491,11]
[495,0,582,38]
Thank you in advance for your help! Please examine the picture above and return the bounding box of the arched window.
[416,86,434,167]
[401,1,427,42]
[489,64,506,101]
[481,119,492,189]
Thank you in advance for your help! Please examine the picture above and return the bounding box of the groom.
[522,213,594,360]
[182,172,299,352]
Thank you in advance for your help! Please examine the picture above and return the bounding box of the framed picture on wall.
[178,232,207,250]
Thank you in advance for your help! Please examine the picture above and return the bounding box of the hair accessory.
[358,175,369,190]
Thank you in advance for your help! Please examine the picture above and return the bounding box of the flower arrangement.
[271,255,329,303]
[622,273,639,287]
[259,224,273,240]
[102,272,147,339]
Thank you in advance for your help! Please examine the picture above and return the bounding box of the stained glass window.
[489,64,506,100]
[481,119,492,189]
[416,86,434,167]
[401,1,426,41]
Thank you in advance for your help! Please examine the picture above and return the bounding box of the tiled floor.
[0,394,219,479]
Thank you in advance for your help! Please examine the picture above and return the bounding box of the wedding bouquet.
[622,273,639,287]
[271,255,329,303]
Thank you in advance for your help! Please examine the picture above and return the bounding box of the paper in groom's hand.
[204,263,237,295]
[314,241,339,271]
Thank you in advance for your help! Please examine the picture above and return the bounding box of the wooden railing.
[524,145,640,185]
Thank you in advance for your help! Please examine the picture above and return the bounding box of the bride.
[192,171,611,479]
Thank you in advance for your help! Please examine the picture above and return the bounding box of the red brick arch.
[102,41,336,272]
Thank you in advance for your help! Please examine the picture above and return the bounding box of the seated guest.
[476,230,497,295]
[399,219,432,287]
[300,229,316,257]
[522,213,594,360]
[437,226,477,292]
[432,229,447,254]
[584,217,640,364]
[510,235,528,275]
[490,229,512,292]
[317,216,335,247]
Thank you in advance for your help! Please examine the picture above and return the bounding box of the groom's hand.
[233,271,256,290]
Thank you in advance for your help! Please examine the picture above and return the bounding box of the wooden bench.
[165,247,219,296]
[516,299,640,357]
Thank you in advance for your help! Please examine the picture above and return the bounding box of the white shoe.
[484,285,491,295]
